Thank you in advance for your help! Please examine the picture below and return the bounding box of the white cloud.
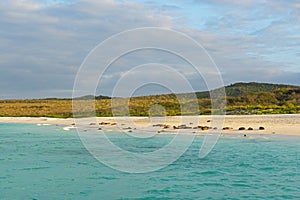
[0,0,299,99]
[0,0,176,99]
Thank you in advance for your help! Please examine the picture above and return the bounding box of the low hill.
[223,82,299,97]
[1,82,300,117]
[74,95,111,100]
[176,82,299,99]
[125,82,300,115]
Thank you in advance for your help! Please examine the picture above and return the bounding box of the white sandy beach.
[0,114,299,136]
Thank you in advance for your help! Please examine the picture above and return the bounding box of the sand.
[0,114,299,136]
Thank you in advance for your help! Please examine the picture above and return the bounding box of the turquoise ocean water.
[1,123,299,199]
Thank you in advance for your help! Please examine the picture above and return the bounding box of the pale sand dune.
[0,114,299,136]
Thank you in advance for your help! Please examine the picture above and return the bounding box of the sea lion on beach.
[201,126,210,130]
[173,125,192,129]
[99,122,110,125]
[163,125,170,129]
[123,127,132,130]
[223,127,233,130]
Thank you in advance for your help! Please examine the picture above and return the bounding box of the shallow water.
[1,124,300,199]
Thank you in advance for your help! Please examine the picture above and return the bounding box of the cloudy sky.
[1,0,299,99]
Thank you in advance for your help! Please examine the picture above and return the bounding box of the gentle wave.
[1,124,300,199]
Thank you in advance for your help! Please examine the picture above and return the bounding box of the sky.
[0,0,299,99]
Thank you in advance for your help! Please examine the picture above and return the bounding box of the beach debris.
[247,127,253,130]
[111,122,117,125]
[98,127,102,130]
[157,131,161,133]
[238,127,246,130]
[128,130,132,133]
[259,126,265,130]
[213,127,218,130]
[89,123,96,125]
[244,134,247,137]
[222,127,233,130]
[207,120,211,122]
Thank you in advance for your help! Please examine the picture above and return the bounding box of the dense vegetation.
[1,82,300,118]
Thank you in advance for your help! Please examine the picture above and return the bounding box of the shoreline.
[0,114,300,136]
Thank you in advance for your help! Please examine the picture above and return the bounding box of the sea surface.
[1,123,300,199]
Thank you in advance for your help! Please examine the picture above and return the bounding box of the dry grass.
[1,96,299,118]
